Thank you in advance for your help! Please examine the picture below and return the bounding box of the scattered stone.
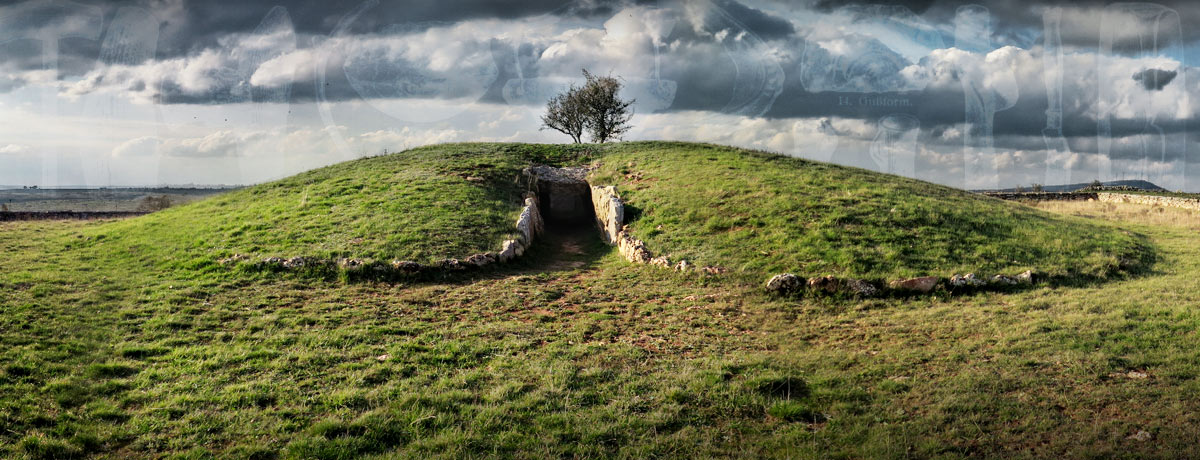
[845,279,879,297]
[1126,370,1150,379]
[989,274,1019,286]
[765,274,804,295]
[650,256,671,269]
[338,258,363,269]
[465,253,496,267]
[1128,430,1153,441]
[807,275,841,293]
[949,273,986,287]
[674,260,692,272]
[617,233,651,264]
[436,258,463,270]
[499,239,523,262]
[391,260,422,272]
[702,265,727,275]
[376,354,389,361]
[261,257,284,265]
[218,254,249,265]
[1016,270,1036,284]
[889,276,940,293]
[283,256,309,269]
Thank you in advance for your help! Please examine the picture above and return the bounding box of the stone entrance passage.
[524,165,594,226]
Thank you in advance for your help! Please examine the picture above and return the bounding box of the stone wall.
[590,185,624,245]
[984,191,1200,211]
[983,192,1098,201]
[587,184,723,273]
[525,165,591,223]
[499,192,544,262]
[1098,193,1200,211]
[589,185,652,265]
[0,211,148,221]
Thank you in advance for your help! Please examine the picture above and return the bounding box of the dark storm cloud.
[228,0,791,112]
[161,0,627,53]
[811,0,935,15]
[3,0,1197,147]
[916,0,1200,50]
[0,0,659,78]
[709,0,794,40]
[1133,68,1178,91]
[767,81,1195,160]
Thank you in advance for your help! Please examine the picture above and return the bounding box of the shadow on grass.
[775,229,1161,303]
[235,223,613,286]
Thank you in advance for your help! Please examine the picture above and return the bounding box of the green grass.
[590,142,1150,280]
[1,142,1194,458]
[65,141,1148,283]
[85,143,596,267]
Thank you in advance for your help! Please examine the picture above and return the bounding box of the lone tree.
[540,82,586,143]
[541,69,635,143]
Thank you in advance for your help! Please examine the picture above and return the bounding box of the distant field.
[0,188,238,212]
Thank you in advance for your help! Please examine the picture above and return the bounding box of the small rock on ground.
[1127,430,1153,441]
[889,276,940,293]
[765,274,804,295]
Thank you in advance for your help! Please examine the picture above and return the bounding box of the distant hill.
[979,180,1165,193]
[0,187,238,212]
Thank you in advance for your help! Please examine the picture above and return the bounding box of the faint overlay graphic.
[955,5,1017,190]
[332,0,499,120]
[702,0,784,117]
[495,3,678,116]
[93,6,160,188]
[799,4,943,94]
[794,4,936,171]
[343,23,497,120]
[99,7,159,82]
[238,6,296,108]
[0,0,102,187]
[233,6,296,183]
[318,0,499,159]
[869,114,920,177]
[792,118,840,163]
[1098,3,1185,190]
[1041,7,1072,188]
[150,5,296,185]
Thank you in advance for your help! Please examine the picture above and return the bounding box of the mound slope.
[590,142,1150,280]
[82,141,1148,282]
[87,143,594,269]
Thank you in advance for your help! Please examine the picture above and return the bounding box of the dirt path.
[531,224,605,272]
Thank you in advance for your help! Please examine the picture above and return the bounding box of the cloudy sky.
[1,0,1198,190]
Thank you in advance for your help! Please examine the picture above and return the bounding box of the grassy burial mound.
[80,143,596,273]
[589,142,1152,282]
[68,141,1149,284]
